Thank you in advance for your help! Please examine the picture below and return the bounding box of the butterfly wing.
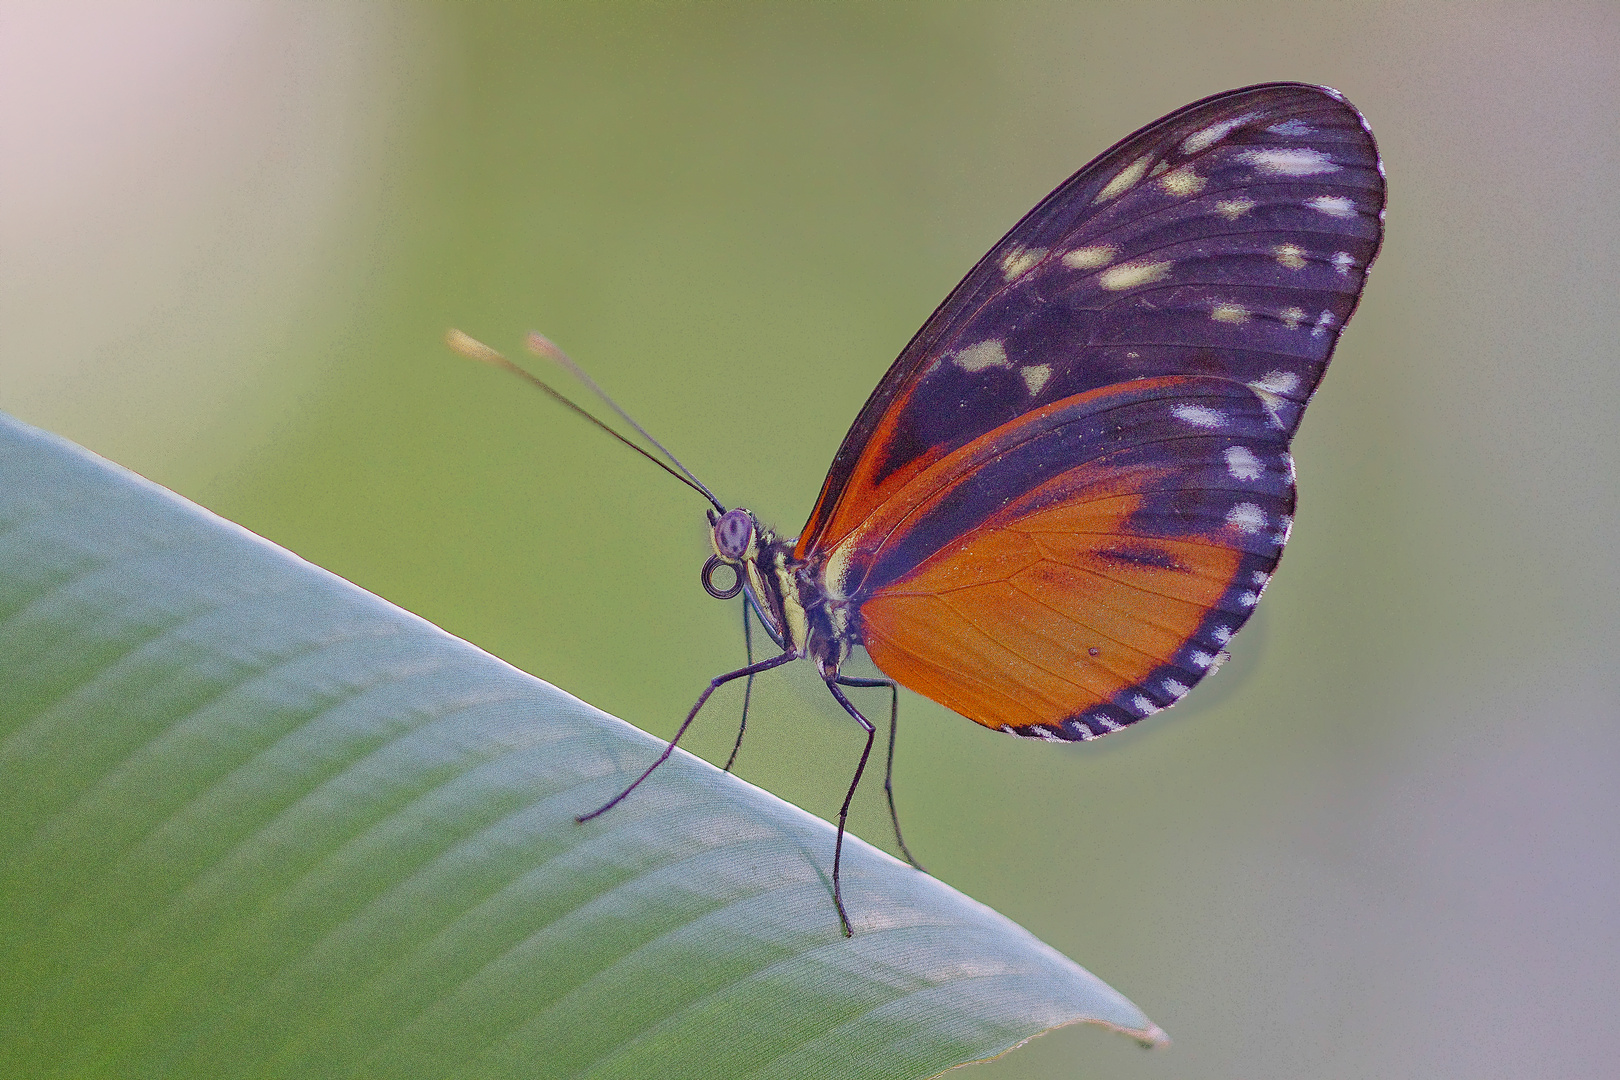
[848,376,1293,739]
[796,83,1383,562]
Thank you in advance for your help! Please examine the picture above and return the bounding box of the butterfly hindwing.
[798,83,1383,561]
[841,376,1295,738]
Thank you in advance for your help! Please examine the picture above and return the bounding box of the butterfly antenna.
[525,331,726,513]
[446,329,725,513]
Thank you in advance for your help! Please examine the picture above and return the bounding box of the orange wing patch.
[860,488,1243,733]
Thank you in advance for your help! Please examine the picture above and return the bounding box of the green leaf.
[0,411,1164,1078]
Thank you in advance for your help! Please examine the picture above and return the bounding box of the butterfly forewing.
[798,83,1383,559]
[797,83,1383,741]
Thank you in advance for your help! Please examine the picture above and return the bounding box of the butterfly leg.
[823,679,879,937]
[834,674,925,873]
[577,650,795,823]
[721,596,756,773]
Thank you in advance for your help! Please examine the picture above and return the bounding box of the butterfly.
[462,81,1385,936]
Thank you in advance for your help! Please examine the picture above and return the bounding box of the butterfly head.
[701,507,759,601]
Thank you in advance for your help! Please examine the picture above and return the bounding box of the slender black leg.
[577,651,795,823]
[721,597,755,773]
[835,674,925,873]
[823,679,877,937]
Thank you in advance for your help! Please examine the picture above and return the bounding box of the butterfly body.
[588,82,1384,934]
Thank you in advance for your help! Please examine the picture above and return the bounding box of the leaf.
[0,411,1165,1078]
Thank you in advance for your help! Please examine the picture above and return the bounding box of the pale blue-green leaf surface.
[0,411,1164,1078]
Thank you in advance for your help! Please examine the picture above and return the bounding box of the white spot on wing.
[1252,569,1271,586]
[1312,310,1336,337]
[1306,194,1356,218]
[1332,251,1357,276]
[953,339,1009,372]
[1215,197,1256,220]
[1163,678,1190,697]
[1094,154,1153,202]
[1212,625,1234,644]
[1267,118,1313,136]
[1241,147,1340,176]
[1279,307,1306,330]
[1062,244,1115,269]
[1273,243,1308,270]
[1131,694,1161,717]
[1095,715,1122,732]
[1225,502,1267,533]
[1189,651,1215,669]
[1211,302,1250,324]
[1000,245,1047,280]
[1029,724,1063,743]
[1181,113,1258,154]
[1098,259,1174,291]
[1224,445,1262,480]
[1172,403,1226,429]
[1159,165,1206,196]
[1250,370,1300,396]
[1021,364,1052,395]
[1239,591,1260,607]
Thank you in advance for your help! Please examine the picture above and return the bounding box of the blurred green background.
[4,2,1617,1076]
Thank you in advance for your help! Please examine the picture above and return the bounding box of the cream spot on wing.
[1181,113,1258,154]
[953,339,1009,372]
[1226,502,1267,534]
[1000,245,1048,280]
[1273,243,1308,270]
[1224,445,1262,480]
[1250,388,1286,428]
[1211,302,1250,324]
[1312,310,1336,337]
[1279,306,1307,330]
[1332,251,1357,275]
[822,542,857,601]
[1021,364,1052,395]
[1215,197,1256,220]
[1241,147,1340,176]
[1250,369,1300,396]
[1172,403,1226,428]
[1306,194,1356,218]
[1094,154,1153,202]
[1158,165,1206,197]
[1062,244,1116,269]
[1098,259,1174,291]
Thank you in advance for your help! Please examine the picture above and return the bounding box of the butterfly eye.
[713,508,754,559]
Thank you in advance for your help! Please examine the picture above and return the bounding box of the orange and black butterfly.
[457,82,1384,935]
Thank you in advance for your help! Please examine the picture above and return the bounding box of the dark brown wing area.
[847,377,1295,740]
[797,83,1382,561]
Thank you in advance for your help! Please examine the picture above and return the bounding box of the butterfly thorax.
[710,508,854,679]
